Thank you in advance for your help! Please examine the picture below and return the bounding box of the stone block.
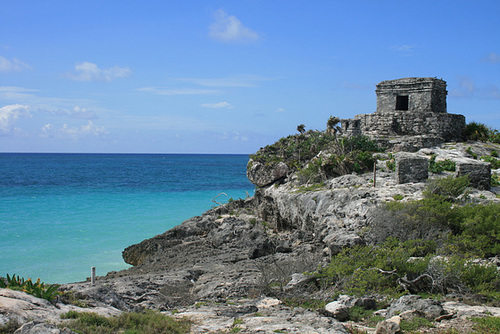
[455,159,491,190]
[396,154,428,184]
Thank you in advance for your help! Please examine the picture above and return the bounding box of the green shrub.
[320,238,500,297]
[320,239,438,295]
[249,126,381,181]
[470,316,500,333]
[61,310,191,334]
[297,158,323,184]
[448,203,500,257]
[422,175,470,202]
[400,317,435,331]
[428,155,456,173]
[482,155,500,169]
[464,122,491,142]
[386,159,396,171]
[0,274,60,302]
[369,196,462,244]
[492,173,500,187]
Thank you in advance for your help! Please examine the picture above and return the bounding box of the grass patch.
[295,183,326,193]
[470,316,500,333]
[400,316,435,331]
[60,310,191,334]
[392,194,404,201]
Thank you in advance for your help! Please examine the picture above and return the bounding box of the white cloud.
[68,62,132,82]
[0,104,30,136]
[482,52,500,64]
[0,86,38,100]
[487,85,500,99]
[201,101,234,109]
[449,77,476,98]
[276,108,286,112]
[41,120,108,139]
[211,130,249,142]
[449,78,500,100]
[176,75,275,87]
[137,87,220,95]
[178,75,269,87]
[209,9,259,43]
[71,106,98,119]
[390,44,418,55]
[0,56,31,72]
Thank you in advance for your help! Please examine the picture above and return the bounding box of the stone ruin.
[339,77,493,189]
[341,77,466,149]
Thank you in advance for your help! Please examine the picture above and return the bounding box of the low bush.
[481,155,500,169]
[464,122,491,142]
[470,316,500,333]
[0,274,59,302]
[464,121,500,144]
[422,175,470,202]
[319,239,500,297]
[249,126,381,184]
[428,155,456,173]
[60,310,191,334]
[448,203,500,257]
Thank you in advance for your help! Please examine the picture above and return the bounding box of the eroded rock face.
[386,295,444,320]
[246,160,288,187]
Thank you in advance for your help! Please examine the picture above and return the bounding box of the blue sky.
[1,1,499,153]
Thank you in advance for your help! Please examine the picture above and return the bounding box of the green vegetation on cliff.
[249,130,381,184]
[319,176,500,300]
[464,121,500,143]
[0,274,60,302]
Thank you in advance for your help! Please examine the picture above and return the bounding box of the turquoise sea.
[0,153,254,284]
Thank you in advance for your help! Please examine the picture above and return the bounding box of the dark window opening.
[396,95,409,110]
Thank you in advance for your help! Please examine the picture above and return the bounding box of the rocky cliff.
[2,137,500,333]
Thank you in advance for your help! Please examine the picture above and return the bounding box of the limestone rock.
[375,316,401,334]
[0,288,120,331]
[246,160,288,187]
[442,301,500,318]
[386,295,444,320]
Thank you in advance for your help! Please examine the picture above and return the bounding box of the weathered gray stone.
[387,295,444,320]
[396,153,429,184]
[324,301,350,322]
[323,231,364,255]
[375,316,401,334]
[455,158,491,190]
[247,160,288,187]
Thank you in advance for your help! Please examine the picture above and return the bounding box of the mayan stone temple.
[341,77,466,150]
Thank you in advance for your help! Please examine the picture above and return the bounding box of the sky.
[1,0,499,154]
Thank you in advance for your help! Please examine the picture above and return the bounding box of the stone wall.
[376,77,447,114]
[353,111,465,141]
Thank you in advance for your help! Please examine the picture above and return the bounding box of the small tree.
[327,116,341,135]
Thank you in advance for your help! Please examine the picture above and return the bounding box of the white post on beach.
[91,267,96,286]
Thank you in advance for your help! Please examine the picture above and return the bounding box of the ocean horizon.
[0,153,254,284]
